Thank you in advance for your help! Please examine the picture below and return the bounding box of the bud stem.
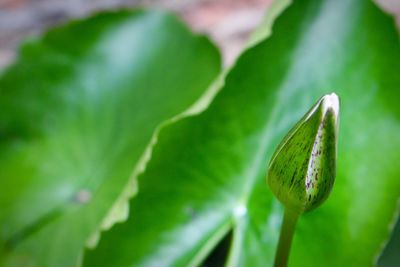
[274,208,299,267]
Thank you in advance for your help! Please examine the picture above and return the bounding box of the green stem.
[274,208,299,267]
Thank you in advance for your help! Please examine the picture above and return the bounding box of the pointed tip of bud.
[321,92,339,121]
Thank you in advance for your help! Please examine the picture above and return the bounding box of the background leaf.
[85,0,400,266]
[378,213,400,266]
[0,10,221,267]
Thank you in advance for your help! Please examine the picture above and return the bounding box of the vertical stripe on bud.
[267,93,340,213]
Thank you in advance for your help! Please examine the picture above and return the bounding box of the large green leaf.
[85,0,400,266]
[0,10,221,267]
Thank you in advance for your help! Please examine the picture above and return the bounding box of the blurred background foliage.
[0,0,399,266]
[3,0,399,68]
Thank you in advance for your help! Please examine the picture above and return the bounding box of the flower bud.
[267,93,339,213]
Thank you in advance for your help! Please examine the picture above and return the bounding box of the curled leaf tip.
[267,93,340,213]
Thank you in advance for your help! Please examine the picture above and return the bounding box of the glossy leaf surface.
[0,10,221,267]
[86,0,400,266]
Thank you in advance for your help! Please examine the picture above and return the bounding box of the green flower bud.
[267,93,339,213]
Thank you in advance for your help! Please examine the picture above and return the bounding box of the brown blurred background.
[0,0,399,68]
